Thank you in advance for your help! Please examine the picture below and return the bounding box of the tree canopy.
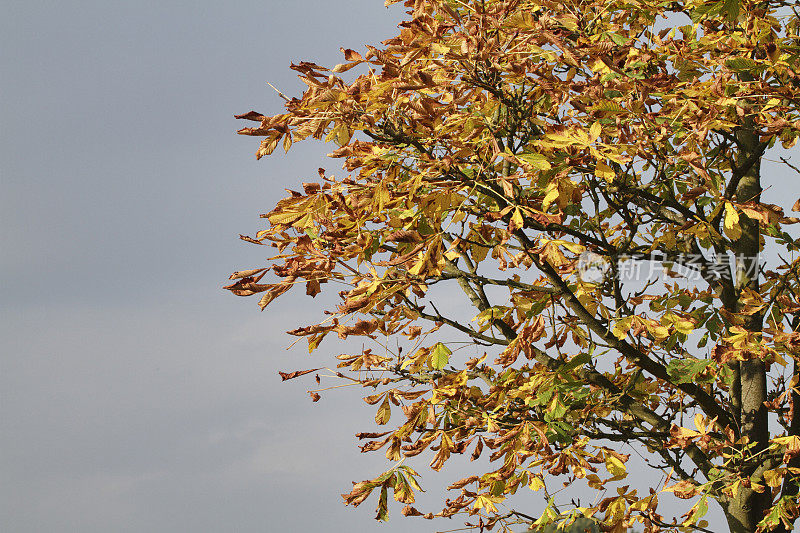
[225,0,800,531]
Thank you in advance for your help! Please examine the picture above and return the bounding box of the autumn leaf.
[429,342,451,370]
[595,161,615,182]
[278,368,322,381]
[517,151,552,170]
[665,480,701,499]
[604,450,628,479]
[724,202,742,240]
[340,47,363,62]
[375,395,391,425]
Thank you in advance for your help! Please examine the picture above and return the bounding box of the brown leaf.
[222,276,270,296]
[355,431,393,439]
[401,505,423,517]
[302,182,321,194]
[448,475,479,489]
[765,42,779,62]
[470,438,484,461]
[228,268,268,280]
[710,343,734,364]
[278,368,322,381]
[238,234,266,245]
[386,229,423,243]
[682,186,706,202]
[306,279,321,297]
[664,479,700,499]
[341,48,364,61]
[373,242,426,266]
[342,481,373,507]
[288,323,334,336]
[234,111,266,122]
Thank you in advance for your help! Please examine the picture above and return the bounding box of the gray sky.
[3,1,800,532]
[0,1,454,531]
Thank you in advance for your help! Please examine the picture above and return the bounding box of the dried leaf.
[279,368,322,381]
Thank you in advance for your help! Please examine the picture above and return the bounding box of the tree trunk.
[722,124,770,533]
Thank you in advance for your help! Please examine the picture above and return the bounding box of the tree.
[224,0,800,531]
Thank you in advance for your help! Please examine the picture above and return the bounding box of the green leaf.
[560,352,590,373]
[607,32,628,46]
[518,151,552,170]
[591,100,628,114]
[667,359,713,384]
[685,494,709,526]
[690,0,730,21]
[725,57,759,73]
[376,485,389,521]
[430,342,452,370]
[546,395,568,420]
[722,0,739,22]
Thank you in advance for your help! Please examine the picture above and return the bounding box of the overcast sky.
[0,1,454,531]
[4,2,800,532]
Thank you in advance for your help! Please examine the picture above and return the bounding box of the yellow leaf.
[586,473,603,489]
[374,185,390,211]
[694,413,708,433]
[591,58,611,74]
[630,496,653,512]
[645,319,670,340]
[408,259,425,276]
[336,126,352,147]
[332,62,360,73]
[605,454,627,478]
[612,316,633,340]
[509,207,524,231]
[471,242,489,263]
[540,132,575,148]
[724,202,742,240]
[430,42,449,55]
[473,494,501,513]
[542,183,560,211]
[556,14,579,31]
[292,212,314,229]
[590,121,602,141]
[595,161,615,182]
[528,475,544,492]
[517,151,552,170]
[663,313,695,335]
[375,396,391,425]
[763,469,784,488]
[772,435,800,451]
[268,210,303,225]
[664,479,700,499]
[444,249,460,261]
[256,135,281,159]
[472,496,484,510]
